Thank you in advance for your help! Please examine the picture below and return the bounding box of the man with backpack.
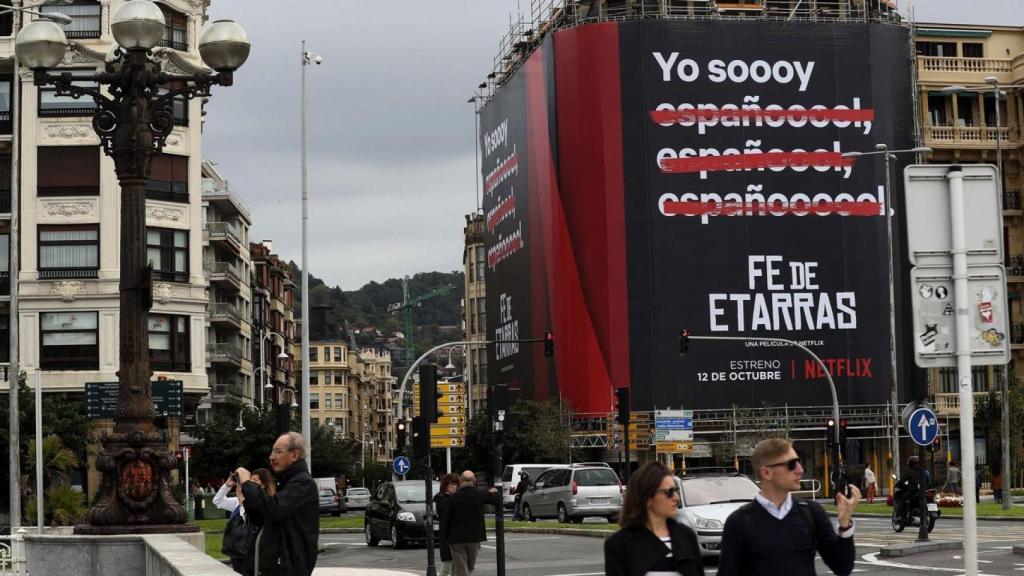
[719,437,860,576]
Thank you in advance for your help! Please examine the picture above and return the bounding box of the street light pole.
[15,0,249,529]
[300,42,321,474]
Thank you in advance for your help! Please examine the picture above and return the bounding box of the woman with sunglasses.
[605,461,704,576]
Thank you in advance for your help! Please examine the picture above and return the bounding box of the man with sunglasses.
[719,437,860,576]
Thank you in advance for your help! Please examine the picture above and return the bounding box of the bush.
[27,483,86,526]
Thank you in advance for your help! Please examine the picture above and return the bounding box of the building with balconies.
[251,240,296,413]
[915,22,1024,468]
[462,212,486,419]
[200,160,253,419]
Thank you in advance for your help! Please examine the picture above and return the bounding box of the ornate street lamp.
[16,0,249,531]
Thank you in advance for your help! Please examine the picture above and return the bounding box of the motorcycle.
[891,487,940,533]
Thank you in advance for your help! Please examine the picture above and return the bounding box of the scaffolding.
[485,0,904,97]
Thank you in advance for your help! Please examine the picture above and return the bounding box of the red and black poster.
[481,20,914,413]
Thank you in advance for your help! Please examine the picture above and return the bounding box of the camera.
[230,472,239,483]
[314,55,323,65]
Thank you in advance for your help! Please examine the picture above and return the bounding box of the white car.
[673,473,760,556]
[344,487,372,510]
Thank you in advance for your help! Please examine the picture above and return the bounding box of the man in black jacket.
[237,432,319,576]
[718,438,860,576]
[443,470,501,576]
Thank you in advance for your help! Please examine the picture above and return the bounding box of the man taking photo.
[719,437,860,576]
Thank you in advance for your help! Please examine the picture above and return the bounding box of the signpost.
[655,410,693,454]
[85,380,183,419]
[393,456,411,480]
[906,406,939,447]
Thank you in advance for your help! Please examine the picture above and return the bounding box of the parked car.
[673,473,760,556]
[344,487,371,510]
[501,463,558,509]
[521,465,623,523]
[364,480,441,549]
[318,487,343,516]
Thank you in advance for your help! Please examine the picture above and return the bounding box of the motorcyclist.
[512,471,531,521]
[895,456,928,520]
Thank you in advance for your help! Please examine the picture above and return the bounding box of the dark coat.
[444,484,501,545]
[433,491,453,562]
[241,459,319,576]
[604,519,704,576]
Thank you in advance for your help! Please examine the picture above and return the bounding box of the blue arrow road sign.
[393,456,411,476]
[907,407,939,446]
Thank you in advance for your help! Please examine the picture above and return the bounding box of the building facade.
[250,240,297,410]
[200,160,253,419]
[463,212,487,418]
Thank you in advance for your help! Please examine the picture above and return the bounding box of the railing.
[206,221,242,246]
[923,125,1015,145]
[0,271,9,296]
[208,343,243,365]
[0,530,27,576]
[210,302,243,326]
[934,391,991,414]
[1005,190,1022,211]
[1008,255,1024,277]
[1013,323,1024,345]
[210,261,242,285]
[38,267,98,280]
[792,478,822,500]
[0,111,10,136]
[145,188,189,203]
[918,56,1012,74]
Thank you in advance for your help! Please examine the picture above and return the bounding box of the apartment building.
[200,160,254,418]
[915,23,1024,467]
[251,240,297,409]
[462,212,486,418]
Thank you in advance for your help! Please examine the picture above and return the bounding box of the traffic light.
[396,421,407,451]
[544,331,554,357]
[679,329,690,356]
[838,418,848,446]
[826,418,837,449]
[411,416,428,458]
[419,364,442,422]
[614,387,630,426]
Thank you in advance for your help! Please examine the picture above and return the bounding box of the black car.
[364,480,441,549]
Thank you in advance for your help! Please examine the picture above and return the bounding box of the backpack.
[221,508,258,559]
[736,499,818,556]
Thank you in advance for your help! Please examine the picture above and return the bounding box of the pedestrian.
[718,437,859,576]
[991,464,1003,503]
[946,461,961,496]
[221,468,275,576]
[512,470,531,521]
[236,432,319,576]
[604,461,703,576]
[433,473,460,576]
[443,470,501,576]
[863,464,876,504]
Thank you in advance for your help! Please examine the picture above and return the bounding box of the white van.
[501,463,558,509]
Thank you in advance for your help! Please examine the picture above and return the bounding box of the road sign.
[655,410,694,454]
[437,415,467,426]
[437,394,466,405]
[430,424,466,437]
[439,383,465,394]
[430,437,465,448]
[906,406,939,446]
[910,266,1010,368]
[438,403,464,415]
[393,456,411,476]
[86,380,183,418]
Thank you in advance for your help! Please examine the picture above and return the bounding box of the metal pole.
[259,328,265,404]
[423,448,438,576]
[300,40,312,473]
[446,446,451,474]
[493,410,506,576]
[994,86,1012,511]
[883,148,901,483]
[473,99,481,214]
[34,370,41,531]
[948,166,978,576]
[184,447,190,520]
[8,0,20,530]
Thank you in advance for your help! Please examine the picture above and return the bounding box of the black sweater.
[717,499,854,576]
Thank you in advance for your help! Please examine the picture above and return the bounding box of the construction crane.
[387,276,454,378]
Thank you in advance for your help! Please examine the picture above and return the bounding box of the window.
[475,247,485,281]
[149,314,190,372]
[159,81,189,127]
[310,393,319,410]
[39,72,99,117]
[43,1,101,39]
[916,41,957,57]
[310,347,318,362]
[0,154,10,212]
[939,366,990,393]
[335,372,346,386]
[478,349,488,386]
[0,234,8,296]
[325,395,332,410]
[334,346,342,362]
[39,225,99,279]
[37,146,100,195]
[962,43,984,58]
[147,154,188,203]
[159,5,188,51]
[146,227,188,283]
[40,311,98,370]
[0,79,11,135]
[476,297,486,333]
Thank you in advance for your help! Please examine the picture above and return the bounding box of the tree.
[309,424,360,478]
[25,435,80,490]
[190,405,280,482]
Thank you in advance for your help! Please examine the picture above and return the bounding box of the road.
[318,516,1024,575]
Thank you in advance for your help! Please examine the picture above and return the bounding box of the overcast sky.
[202,1,1021,290]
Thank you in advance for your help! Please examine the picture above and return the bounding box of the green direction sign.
[86,380,184,419]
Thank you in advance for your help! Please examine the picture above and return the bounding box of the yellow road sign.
[431,437,465,448]
[439,383,465,394]
[439,404,464,415]
[437,394,466,406]
[431,425,466,437]
[438,415,467,425]
[656,441,692,454]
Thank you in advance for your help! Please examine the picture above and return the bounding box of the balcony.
[209,302,243,330]
[205,221,244,255]
[207,343,243,367]
[208,261,243,292]
[39,267,98,280]
[918,56,1012,75]
[922,125,1016,149]
[933,391,991,415]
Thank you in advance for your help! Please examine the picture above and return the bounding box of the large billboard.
[481,20,914,413]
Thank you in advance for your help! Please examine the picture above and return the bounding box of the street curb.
[504,527,612,538]
[321,528,364,534]
[824,511,1024,522]
[878,540,962,557]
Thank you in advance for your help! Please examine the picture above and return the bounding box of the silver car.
[673,473,760,556]
[522,465,623,523]
[344,487,371,510]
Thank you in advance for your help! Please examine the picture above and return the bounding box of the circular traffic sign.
[393,455,411,476]
[906,407,939,446]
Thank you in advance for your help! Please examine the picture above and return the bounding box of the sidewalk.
[314,570,418,576]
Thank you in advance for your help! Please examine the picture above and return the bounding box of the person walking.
[236,432,319,576]
[946,462,961,496]
[221,469,275,576]
[433,473,460,576]
[718,437,860,576]
[863,464,876,504]
[512,470,531,521]
[443,470,501,576]
[604,461,704,576]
